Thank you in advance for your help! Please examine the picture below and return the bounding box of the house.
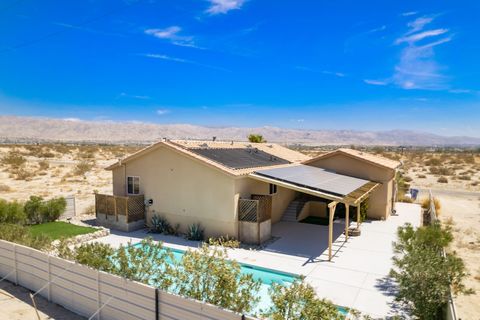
[96,140,400,259]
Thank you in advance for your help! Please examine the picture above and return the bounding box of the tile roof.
[303,148,400,170]
[106,139,310,176]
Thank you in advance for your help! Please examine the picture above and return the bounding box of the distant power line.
[0,0,142,54]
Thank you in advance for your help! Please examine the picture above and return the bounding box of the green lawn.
[28,221,97,240]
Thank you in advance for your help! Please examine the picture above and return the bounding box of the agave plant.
[186,223,204,241]
[150,213,171,234]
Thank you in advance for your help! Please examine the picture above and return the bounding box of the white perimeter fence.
[0,240,257,320]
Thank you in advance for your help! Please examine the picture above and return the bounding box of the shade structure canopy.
[251,164,381,261]
[251,164,379,205]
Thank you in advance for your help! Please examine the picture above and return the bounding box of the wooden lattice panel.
[127,195,145,222]
[238,199,258,222]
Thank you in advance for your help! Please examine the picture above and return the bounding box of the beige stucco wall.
[234,178,296,223]
[307,155,396,219]
[297,201,327,221]
[111,146,237,238]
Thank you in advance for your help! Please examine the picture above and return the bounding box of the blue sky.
[1,0,479,137]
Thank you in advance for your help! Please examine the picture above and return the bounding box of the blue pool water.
[132,243,347,315]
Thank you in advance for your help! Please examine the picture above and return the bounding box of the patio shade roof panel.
[253,164,373,198]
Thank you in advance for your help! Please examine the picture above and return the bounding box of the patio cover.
[250,164,381,261]
[251,164,379,205]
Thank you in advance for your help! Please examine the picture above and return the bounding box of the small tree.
[24,196,66,224]
[0,199,26,224]
[263,280,343,320]
[75,242,115,272]
[114,238,174,290]
[247,134,266,143]
[390,222,473,319]
[173,244,261,314]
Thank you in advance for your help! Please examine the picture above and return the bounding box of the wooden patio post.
[328,202,338,261]
[356,204,361,228]
[345,204,349,241]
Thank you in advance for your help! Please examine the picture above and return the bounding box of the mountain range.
[1,116,479,146]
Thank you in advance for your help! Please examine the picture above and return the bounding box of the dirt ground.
[0,280,85,320]
[0,145,143,215]
[428,191,480,320]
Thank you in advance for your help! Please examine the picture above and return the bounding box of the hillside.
[1,116,479,146]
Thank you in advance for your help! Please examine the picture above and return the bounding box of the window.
[269,183,277,194]
[127,176,140,195]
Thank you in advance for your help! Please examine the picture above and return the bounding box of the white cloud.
[406,16,434,34]
[143,53,230,72]
[402,11,418,17]
[156,109,170,115]
[368,25,386,33]
[392,15,452,90]
[119,92,150,100]
[364,79,388,86]
[449,89,472,94]
[395,28,449,44]
[206,0,245,15]
[321,70,345,77]
[143,53,191,64]
[145,26,201,49]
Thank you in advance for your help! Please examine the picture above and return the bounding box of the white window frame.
[126,176,140,195]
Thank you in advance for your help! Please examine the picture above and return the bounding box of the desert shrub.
[416,174,426,179]
[391,223,472,319]
[425,158,441,166]
[74,160,93,176]
[420,197,441,213]
[471,181,479,186]
[173,244,261,313]
[458,175,471,181]
[186,223,204,241]
[38,150,55,158]
[430,166,454,176]
[437,176,448,183]
[262,279,342,320]
[1,150,26,168]
[461,155,475,164]
[24,196,66,224]
[403,176,413,182]
[38,160,49,170]
[12,167,35,180]
[0,199,26,224]
[0,224,52,250]
[208,235,240,248]
[397,196,413,203]
[82,204,95,215]
[0,183,11,192]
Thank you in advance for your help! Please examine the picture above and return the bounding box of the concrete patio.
[91,202,421,318]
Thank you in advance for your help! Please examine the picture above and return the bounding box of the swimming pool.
[132,243,348,316]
